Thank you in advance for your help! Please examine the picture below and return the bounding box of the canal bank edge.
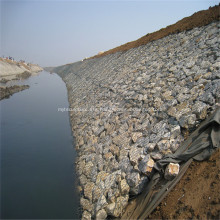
[0,58,43,82]
[0,59,43,100]
[47,7,220,220]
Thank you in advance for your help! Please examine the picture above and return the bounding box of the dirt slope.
[149,148,220,220]
[90,4,220,59]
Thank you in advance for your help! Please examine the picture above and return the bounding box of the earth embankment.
[48,5,220,219]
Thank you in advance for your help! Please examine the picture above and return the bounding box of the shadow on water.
[0,71,80,219]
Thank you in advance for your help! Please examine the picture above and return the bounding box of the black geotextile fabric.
[122,108,220,219]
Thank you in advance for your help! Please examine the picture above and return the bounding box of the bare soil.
[90,5,220,59]
[149,148,220,220]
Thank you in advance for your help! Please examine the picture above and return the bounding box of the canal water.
[0,71,79,219]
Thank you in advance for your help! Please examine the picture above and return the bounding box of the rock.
[186,59,195,69]
[107,188,120,203]
[113,195,129,217]
[119,179,130,195]
[134,137,150,148]
[192,101,208,119]
[130,176,148,195]
[179,114,196,128]
[164,163,180,180]
[119,148,129,160]
[104,152,114,160]
[97,155,104,171]
[168,117,179,125]
[78,136,84,147]
[104,171,121,190]
[93,185,103,203]
[96,209,107,220]
[129,147,143,166]
[138,155,155,175]
[131,132,142,143]
[93,126,105,136]
[109,145,120,157]
[100,131,106,138]
[187,114,197,127]
[79,174,87,185]
[199,91,215,105]
[144,143,156,154]
[169,138,181,153]
[104,122,115,135]
[96,195,108,212]
[80,197,93,212]
[157,139,170,152]
[96,171,108,184]
[126,171,140,188]
[170,125,181,138]
[162,90,174,100]
[82,210,92,220]
[84,182,95,201]
[106,202,116,216]
[84,161,94,178]
[149,133,161,143]
[150,152,163,160]
[112,135,130,147]
[119,157,133,173]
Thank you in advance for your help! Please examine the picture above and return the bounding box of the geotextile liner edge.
[122,107,220,219]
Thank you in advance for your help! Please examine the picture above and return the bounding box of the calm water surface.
[0,71,79,219]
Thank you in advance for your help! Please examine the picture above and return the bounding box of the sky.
[0,0,219,67]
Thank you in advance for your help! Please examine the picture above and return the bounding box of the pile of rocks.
[53,21,219,219]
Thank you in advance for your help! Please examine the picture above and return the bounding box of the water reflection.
[0,71,79,219]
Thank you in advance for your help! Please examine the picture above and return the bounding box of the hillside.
[90,4,220,59]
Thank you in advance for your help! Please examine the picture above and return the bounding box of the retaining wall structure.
[52,21,219,219]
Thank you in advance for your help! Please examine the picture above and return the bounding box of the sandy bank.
[0,58,43,81]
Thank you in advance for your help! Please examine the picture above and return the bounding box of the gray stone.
[96,195,108,212]
[104,170,121,190]
[138,155,155,175]
[119,179,130,195]
[106,202,116,216]
[96,209,107,220]
[80,197,93,212]
[164,163,180,180]
[126,171,140,188]
[130,176,148,195]
[133,137,149,148]
[119,157,133,173]
[84,182,95,201]
[112,134,130,147]
[179,114,196,128]
[131,132,143,143]
[150,152,163,160]
[82,210,92,220]
[170,125,181,138]
[144,143,156,153]
[113,195,129,217]
[93,126,105,136]
[192,101,208,119]
[129,147,144,166]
